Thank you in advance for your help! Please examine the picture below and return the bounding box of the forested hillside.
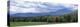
[10,10,78,23]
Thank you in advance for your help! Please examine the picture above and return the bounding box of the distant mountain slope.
[10,9,74,17]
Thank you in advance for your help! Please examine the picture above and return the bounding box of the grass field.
[10,22,49,26]
[9,22,77,27]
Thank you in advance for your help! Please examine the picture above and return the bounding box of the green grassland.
[10,22,48,26]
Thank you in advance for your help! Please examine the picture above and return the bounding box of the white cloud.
[10,0,78,14]
[10,3,50,14]
[11,0,78,4]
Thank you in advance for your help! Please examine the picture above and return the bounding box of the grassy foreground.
[10,22,48,26]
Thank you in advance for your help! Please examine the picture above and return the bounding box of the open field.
[10,22,49,26]
[9,22,78,27]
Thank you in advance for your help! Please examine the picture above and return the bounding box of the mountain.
[10,8,73,17]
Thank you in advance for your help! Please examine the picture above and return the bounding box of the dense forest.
[10,10,78,23]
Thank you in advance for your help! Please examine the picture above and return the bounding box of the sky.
[9,0,78,14]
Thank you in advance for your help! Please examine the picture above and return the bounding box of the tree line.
[10,10,78,23]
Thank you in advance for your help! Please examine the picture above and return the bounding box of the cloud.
[10,0,78,14]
